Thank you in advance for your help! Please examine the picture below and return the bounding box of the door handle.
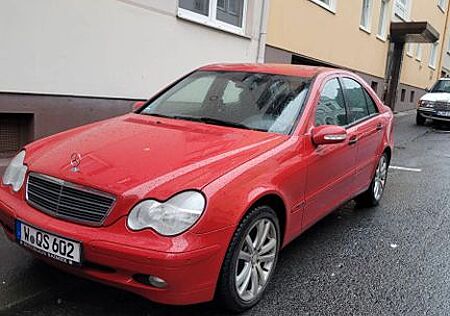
[348,136,358,145]
[376,123,384,131]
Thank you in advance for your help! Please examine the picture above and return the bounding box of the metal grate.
[434,102,450,111]
[26,173,115,226]
[0,113,32,158]
[0,117,21,154]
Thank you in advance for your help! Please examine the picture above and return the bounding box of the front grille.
[434,102,450,111]
[26,173,115,226]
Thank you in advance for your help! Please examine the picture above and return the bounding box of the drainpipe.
[256,0,270,63]
[436,0,450,77]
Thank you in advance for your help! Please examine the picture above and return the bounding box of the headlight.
[127,191,206,236]
[419,100,435,108]
[2,151,28,192]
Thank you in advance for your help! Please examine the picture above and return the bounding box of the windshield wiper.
[142,113,265,132]
[173,115,266,132]
[141,112,175,119]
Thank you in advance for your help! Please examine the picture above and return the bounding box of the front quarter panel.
[194,136,308,247]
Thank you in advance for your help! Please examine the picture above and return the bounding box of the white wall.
[0,0,262,99]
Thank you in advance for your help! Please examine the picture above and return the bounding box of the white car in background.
[417,78,450,125]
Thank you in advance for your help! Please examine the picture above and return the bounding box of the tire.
[355,153,389,207]
[416,112,426,126]
[216,205,280,313]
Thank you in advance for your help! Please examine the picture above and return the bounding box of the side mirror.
[132,101,146,112]
[425,87,430,93]
[312,125,347,146]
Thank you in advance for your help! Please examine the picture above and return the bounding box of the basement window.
[400,89,406,102]
[371,81,379,93]
[0,113,33,159]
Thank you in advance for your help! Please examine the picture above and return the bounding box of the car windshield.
[430,80,450,93]
[140,71,312,135]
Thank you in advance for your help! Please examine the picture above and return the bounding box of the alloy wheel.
[234,218,278,302]
[373,155,388,201]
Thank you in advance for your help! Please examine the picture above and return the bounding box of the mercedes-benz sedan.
[0,64,394,312]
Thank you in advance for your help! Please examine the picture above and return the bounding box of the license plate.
[16,221,82,265]
[437,111,450,117]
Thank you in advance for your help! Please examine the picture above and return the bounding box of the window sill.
[429,64,436,70]
[308,0,336,14]
[438,4,446,13]
[177,9,249,39]
[416,58,422,62]
[359,25,371,35]
[376,34,387,42]
[406,52,414,58]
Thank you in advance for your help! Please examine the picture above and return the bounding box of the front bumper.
[0,187,234,305]
[417,107,450,122]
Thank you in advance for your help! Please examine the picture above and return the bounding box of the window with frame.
[416,44,423,61]
[315,79,348,127]
[400,89,406,102]
[447,36,450,53]
[342,78,377,123]
[178,0,247,34]
[394,0,410,20]
[438,0,447,11]
[360,0,373,31]
[429,42,439,69]
[406,43,415,57]
[309,0,337,12]
[377,0,389,38]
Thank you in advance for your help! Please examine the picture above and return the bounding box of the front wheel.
[416,112,426,126]
[216,205,280,312]
[355,153,389,207]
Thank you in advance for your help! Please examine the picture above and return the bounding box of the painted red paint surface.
[0,64,394,305]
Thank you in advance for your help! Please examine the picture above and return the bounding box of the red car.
[0,64,393,312]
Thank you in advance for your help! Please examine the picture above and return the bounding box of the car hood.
[25,114,288,201]
[421,92,450,102]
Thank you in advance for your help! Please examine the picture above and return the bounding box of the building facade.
[2,0,450,169]
[0,0,268,167]
[265,0,450,112]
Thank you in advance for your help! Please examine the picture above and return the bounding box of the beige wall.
[400,1,449,88]
[267,0,450,90]
[267,0,393,79]
[0,0,264,99]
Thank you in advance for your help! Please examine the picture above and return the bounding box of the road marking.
[389,165,422,172]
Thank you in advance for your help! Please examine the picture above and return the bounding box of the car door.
[341,77,384,193]
[303,77,358,230]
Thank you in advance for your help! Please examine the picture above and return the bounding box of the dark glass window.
[315,79,348,127]
[342,78,378,122]
[430,79,450,93]
[179,0,210,16]
[216,0,245,27]
[141,71,312,135]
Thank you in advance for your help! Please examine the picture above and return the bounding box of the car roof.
[438,77,450,81]
[199,63,335,78]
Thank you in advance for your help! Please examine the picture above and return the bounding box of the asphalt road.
[1,111,450,315]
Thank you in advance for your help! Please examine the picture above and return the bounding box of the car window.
[430,79,450,93]
[342,78,372,123]
[315,78,348,127]
[364,90,379,115]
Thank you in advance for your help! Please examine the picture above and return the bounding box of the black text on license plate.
[15,221,82,265]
